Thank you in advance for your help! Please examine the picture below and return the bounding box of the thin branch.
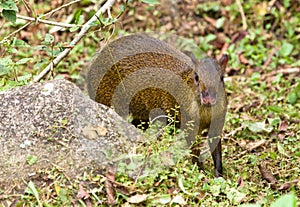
[262,48,276,69]
[236,0,248,30]
[262,67,300,80]
[32,0,117,83]
[0,0,82,44]
[43,0,82,18]
[16,14,78,28]
[0,21,32,44]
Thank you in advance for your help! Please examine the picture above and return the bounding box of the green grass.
[0,0,299,206]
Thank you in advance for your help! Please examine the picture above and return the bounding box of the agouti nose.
[200,89,217,106]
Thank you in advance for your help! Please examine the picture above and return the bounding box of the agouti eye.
[220,75,224,82]
[194,73,199,83]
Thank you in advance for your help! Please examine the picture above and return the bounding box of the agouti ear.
[218,54,228,73]
[183,51,199,68]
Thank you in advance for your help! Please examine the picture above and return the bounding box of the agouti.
[87,34,228,177]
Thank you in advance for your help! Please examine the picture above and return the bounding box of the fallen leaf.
[171,195,186,205]
[237,176,244,188]
[244,121,273,133]
[127,194,147,204]
[278,133,285,142]
[239,53,249,65]
[239,140,247,148]
[82,125,108,139]
[277,142,289,157]
[279,120,288,131]
[278,178,300,191]
[246,139,267,151]
[76,182,90,200]
[105,165,116,205]
[258,163,277,189]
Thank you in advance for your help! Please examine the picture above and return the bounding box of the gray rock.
[0,79,143,189]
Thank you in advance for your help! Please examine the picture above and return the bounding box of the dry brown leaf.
[238,140,247,148]
[246,140,267,151]
[82,125,108,140]
[105,165,116,205]
[279,120,289,132]
[278,133,285,142]
[239,53,249,65]
[76,182,90,200]
[237,176,244,188]
[278,179,300,191]
[258,163,277,189]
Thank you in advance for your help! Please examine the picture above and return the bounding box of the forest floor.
[0,0,299,206]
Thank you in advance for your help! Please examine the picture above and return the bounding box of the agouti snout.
[87,34,228,177]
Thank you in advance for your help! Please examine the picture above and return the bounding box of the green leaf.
[26,181,43,207]
[141,0,160,5]
[287,91,297,104]
[2,9,17,23]
[0,1,19,11]
[251,72,261,81]
[16,58,33,65]
[43,34,55,45]
[12,38,30,47]
[119,4,126,12]
[59,188,69,203]
[26,155,38,165]
[226,187,246,204]
[158,194,171,204]
[210,184,221,196]
[268,105,284,113]
[270,192,297,207]
[70,26,80,32]
[216,17,225,29]
[0,65,9,76]
[244,121,272,133]
[177,174,198,196]
[18,73,32,82]
[268,117,280,126]
[295,83,300,97]
[280,42,293,57]
[277,142,289,157]
[0,57,13,66]
[206,34,217,43]
[74,9,82,24]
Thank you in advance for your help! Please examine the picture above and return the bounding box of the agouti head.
[191,54,228,107]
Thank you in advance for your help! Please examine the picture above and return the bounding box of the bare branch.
[0,0,82,44]
[32,0,117,83]
[43,0,82,18]
[262,68,300,80]
[236,0,248,30]
[16,14,78,28]
[0,21,32,44]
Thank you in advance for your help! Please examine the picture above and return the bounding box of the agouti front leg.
[208,136,222,177]
[192,135,222,177]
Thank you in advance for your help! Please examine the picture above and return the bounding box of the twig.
[0,0,81,44]
[21,0,31,13]
[262,67,300,80]
[32,0,117,83]
[16,14,78,28]
[0,21,32,44]
[43,0,82,18]
[262,48,276,69]
[236,0,248,30]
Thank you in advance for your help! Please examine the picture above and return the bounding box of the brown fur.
[87,34,227,177]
